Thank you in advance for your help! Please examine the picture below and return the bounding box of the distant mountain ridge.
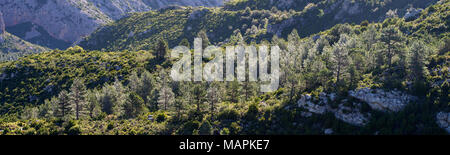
[0,0,224,49]
[1,10,49,62]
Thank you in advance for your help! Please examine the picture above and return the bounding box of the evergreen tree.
[380,25,403,68]
[57,90,71,119]
[86,90,101,119]
[283,29,303,102]
[193,83,207,114]
[157,70,175,111]
[128,71,142,95]
[99,79,126,115]
[226,80,241,103]
[174,97,185,118]
[38,99,55,119]
[197,30,210,49]
[409,40,429,91]
[124,92,146,118]
[206,82,221,117]
[331,35,350,86]
[158,84,175,111]
[155,38,169,60]
[69,78,87,120]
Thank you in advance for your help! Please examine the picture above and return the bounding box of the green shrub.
[156,113,167,123]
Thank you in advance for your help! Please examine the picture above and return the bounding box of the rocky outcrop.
[324,128,334,135]
[143,0,224,9]
[349,88,417,112]
[0,0,111,44]
[297,92,369,126]
[333,0,361,21]
[332,103,369,126]
[436,112,450,133]
[267,17,297,37]
[297,94,328,114]
[404,8,423,21]
[0,11,4,34]
[89,0,152,20]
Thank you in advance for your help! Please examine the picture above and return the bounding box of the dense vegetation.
[79,0,438,51]
[0,0,448,135]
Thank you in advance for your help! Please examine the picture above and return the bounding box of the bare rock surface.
[0,11,4,34]
[349,88,417,112]
[0,0,223,44]
[297,92,369,126]
[436,112,450,133]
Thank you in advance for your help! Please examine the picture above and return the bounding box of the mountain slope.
[0,0,224,49]
[0,47,153,114]
[0,0,448,135]
[0,32,49,62]
[78,0,439,51]
[0,11,48,61]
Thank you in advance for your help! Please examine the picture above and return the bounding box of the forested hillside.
[78,0,439,51]
[0,32,49,62]
[0,0,448,135]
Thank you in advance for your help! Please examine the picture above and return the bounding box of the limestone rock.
[331,104,369,126]
[0,11,4,34]
[297,93,369,126]
[436,112,450,133]
[324,128,334,135]
[0,0,224,44]
[349,88,417,112]
[297,94,327,114]
[404,8,423,21]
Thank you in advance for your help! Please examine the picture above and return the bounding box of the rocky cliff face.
[0,0,110,44]
[0,0,224,48]
[0,11,5,35]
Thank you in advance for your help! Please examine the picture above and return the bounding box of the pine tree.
[99,79,126,115]
[193,83,207,114]
[174,97,185,118]
[380,25,403,68]
[86,90,101,119]
[331,34,350,86]
[206,82,221,117]
[39,98,57,119]
[129,71,155,105]
[141,71,155,104]
[124,92,145,118]
[155,38,169,60]
[283,29,304,102]
[128,71,142,95]
[158,85,175,111]
[69,78,87,120]
[197,30,210,49]
[57,90,71,119]
[226,80,241,103]
[409,41,428,83]
[157,70,175,111]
